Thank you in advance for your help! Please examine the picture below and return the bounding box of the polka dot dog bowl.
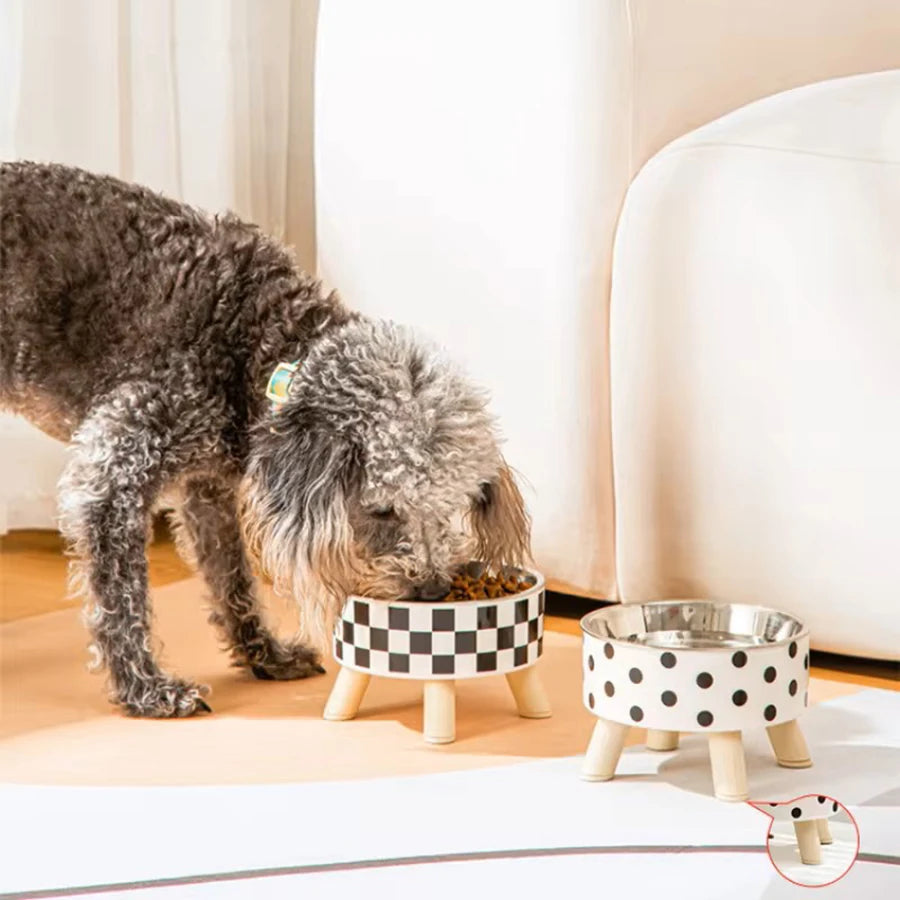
[753,796,845,866]
[323,568,551,744]
[755,797,841,823]
[582,601,810,732]
[579,600,812,801]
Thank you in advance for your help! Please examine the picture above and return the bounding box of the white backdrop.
[314,0,900,600]
[0,0,319,531]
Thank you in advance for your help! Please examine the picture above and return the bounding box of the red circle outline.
[750,793,860,888]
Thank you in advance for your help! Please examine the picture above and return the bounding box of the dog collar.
[265,360,299,413]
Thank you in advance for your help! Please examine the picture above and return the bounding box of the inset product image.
[580,601,811,800]
[751,795,860,886]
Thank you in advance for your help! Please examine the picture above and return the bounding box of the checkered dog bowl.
[333,572,545,680]
[582,601,810,733]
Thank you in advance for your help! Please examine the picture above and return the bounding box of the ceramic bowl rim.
[580,598,809,651]
[344,568,545,611]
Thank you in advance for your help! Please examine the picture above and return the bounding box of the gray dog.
[0,161,530,717]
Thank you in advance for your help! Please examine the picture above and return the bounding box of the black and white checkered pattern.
[333,586,545,680]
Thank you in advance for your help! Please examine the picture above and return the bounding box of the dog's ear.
[240,411,364,646]
[470,462,532,570]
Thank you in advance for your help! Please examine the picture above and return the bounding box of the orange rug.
[0,578,860,786]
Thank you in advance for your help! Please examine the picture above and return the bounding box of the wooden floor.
[0,527,191,622]
[1,529,896,691]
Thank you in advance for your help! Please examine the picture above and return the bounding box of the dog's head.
[242,319,531,645]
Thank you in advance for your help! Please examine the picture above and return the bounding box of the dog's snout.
[415,577,452,601]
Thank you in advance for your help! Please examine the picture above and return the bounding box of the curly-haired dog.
[0,161,530,717]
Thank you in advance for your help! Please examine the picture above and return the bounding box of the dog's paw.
[249,640,325,681]
[118,678,213,718]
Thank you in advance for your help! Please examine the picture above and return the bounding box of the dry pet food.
[441,570,534,601]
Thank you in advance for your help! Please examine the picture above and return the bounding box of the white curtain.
[0,0,319,532]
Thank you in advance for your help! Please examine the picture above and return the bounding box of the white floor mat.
[1,688,898,898]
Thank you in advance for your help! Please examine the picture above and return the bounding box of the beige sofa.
[611,70,900,660]
[315,0,900,621]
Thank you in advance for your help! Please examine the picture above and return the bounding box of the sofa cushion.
[611,71,900,659]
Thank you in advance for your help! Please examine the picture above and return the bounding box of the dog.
[0,161,530,717]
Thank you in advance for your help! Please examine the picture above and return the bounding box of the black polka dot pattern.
[766,798,842,823]
[804,653,809,670]
[581,629,808,732]
[588,693,595,709]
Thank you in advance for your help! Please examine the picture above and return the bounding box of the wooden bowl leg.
[794,820,823,864]
[581,717,630,782]
[816,817,833,844]
[766,719,813,768]
[707,731,749,801]
[505,665,552,719]
[646,729,679,751]
[323,666,371,721]
[423,680,456,744]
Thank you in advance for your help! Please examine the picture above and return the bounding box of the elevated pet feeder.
[323,568,550,743]
[580,600,812,800]
[755,796,842,865]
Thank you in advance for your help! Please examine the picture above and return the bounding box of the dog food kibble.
[440,571,533,602]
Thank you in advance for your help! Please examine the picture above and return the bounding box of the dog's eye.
[369,506,396,520]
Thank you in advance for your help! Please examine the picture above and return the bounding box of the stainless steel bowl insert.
[582,601,807,651]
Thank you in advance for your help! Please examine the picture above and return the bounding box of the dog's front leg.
[59,384,211,717]
[177,475,325,680]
